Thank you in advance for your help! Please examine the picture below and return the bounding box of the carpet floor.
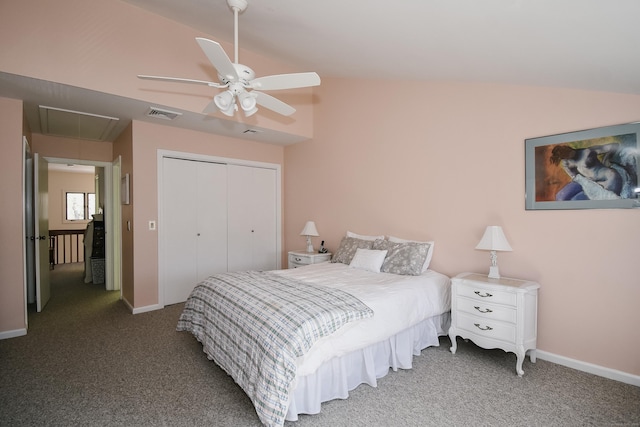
[0,263,638,426]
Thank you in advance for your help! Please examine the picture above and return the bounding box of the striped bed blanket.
[176,270,374,427]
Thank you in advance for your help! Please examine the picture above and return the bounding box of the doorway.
[24,154,121,322]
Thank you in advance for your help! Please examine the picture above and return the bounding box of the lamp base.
[488,265,501,279]
[306,236,314,253]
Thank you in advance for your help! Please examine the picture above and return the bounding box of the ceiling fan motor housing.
[218,63,255,85]
[227,0,248,13]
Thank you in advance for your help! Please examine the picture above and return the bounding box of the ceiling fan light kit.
[214,91,236,116]
[137,0,320,118]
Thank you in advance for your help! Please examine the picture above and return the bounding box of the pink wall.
[31,134,113,163]
[284,78,640,376]
[0,97,27,335]
[113,124,134,305]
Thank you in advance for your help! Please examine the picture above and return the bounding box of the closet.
[161,156,278,306]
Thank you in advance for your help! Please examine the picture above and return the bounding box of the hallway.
[27,263,120,330]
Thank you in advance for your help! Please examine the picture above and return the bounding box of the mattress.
[273,262,451,376]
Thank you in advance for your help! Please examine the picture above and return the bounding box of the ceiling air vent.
[146,107,182,121]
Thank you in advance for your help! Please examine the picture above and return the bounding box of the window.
[65,192,96,221]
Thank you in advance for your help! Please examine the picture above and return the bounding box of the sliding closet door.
[227,164,277,272]
[162,158,227,305]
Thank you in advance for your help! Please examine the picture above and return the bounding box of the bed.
[177,234,451,427]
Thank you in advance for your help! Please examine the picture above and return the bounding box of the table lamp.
[300,221,319,253]
[475,225,512,279]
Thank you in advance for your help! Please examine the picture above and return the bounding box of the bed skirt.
[285,311,451,421]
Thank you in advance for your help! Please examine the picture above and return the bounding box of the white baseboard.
[122,297,163,314]
[0,328,27,340]
[131,303,164,315]
[537,350,640,387]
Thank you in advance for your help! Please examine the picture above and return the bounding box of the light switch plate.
[149,220,156,231]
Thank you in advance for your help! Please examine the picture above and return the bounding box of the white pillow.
[388,236,435,272]
[346,231,385,241]
[349,248,388,273]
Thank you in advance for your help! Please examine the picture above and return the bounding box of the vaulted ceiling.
[2,1,639,144]
[122,0,640,95]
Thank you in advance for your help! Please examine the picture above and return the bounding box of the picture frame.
[525,122,640,210]
[121,173,130,205]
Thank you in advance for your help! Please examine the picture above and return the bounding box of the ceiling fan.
[137,0,320,117]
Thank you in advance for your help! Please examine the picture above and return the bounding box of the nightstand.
[448,272,540,376]
[288,251,332,269]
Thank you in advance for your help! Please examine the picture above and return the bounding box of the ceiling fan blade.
[196,37,238,81]
[202,99,219,114]
[253,91,296,116]
[137,75,226,88]
[249,72,321,91]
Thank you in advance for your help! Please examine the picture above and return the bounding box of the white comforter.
[273,262,451,376]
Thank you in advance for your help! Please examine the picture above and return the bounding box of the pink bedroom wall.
[30,134,113,162]
[0,97,27,334]
[0,0,314,140]
[113,124,135,306]
[127,120,284,308]
[284,78,640,376]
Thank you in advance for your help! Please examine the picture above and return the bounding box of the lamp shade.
[300,221,319,237]
[475,226,512,252]
[214,91,236,116]
[238,92,258,117]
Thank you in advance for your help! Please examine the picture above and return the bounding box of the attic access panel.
[39,105,119,141]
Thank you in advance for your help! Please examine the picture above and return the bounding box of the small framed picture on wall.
[121,173,130,205]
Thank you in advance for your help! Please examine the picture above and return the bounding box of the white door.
[227,165,277,272]
[162,158,227,305]
[195,161,228,282]
[23,138,35,305]
[251,167,277,271]
[34,154,50,312]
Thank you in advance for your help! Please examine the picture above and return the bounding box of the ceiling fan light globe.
[214,91,235,110]
[239,94,257,110]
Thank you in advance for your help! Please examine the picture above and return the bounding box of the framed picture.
[525,122,640,210]
[121,173,130,205]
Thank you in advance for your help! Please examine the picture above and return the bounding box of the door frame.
[38,157,119,292]
[34,154,51,312]
[157,149,282,308]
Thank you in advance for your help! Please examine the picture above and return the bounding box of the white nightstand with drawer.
[448,272,540,376]
[288,251,332,269]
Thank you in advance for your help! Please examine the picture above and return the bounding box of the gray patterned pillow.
[373,239,430,276]
[331,237,374,265]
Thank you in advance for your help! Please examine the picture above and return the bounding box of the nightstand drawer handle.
[294,257,302,262]
[474,306,493,314]
[474,291,493,298]
[474,323,493,331]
